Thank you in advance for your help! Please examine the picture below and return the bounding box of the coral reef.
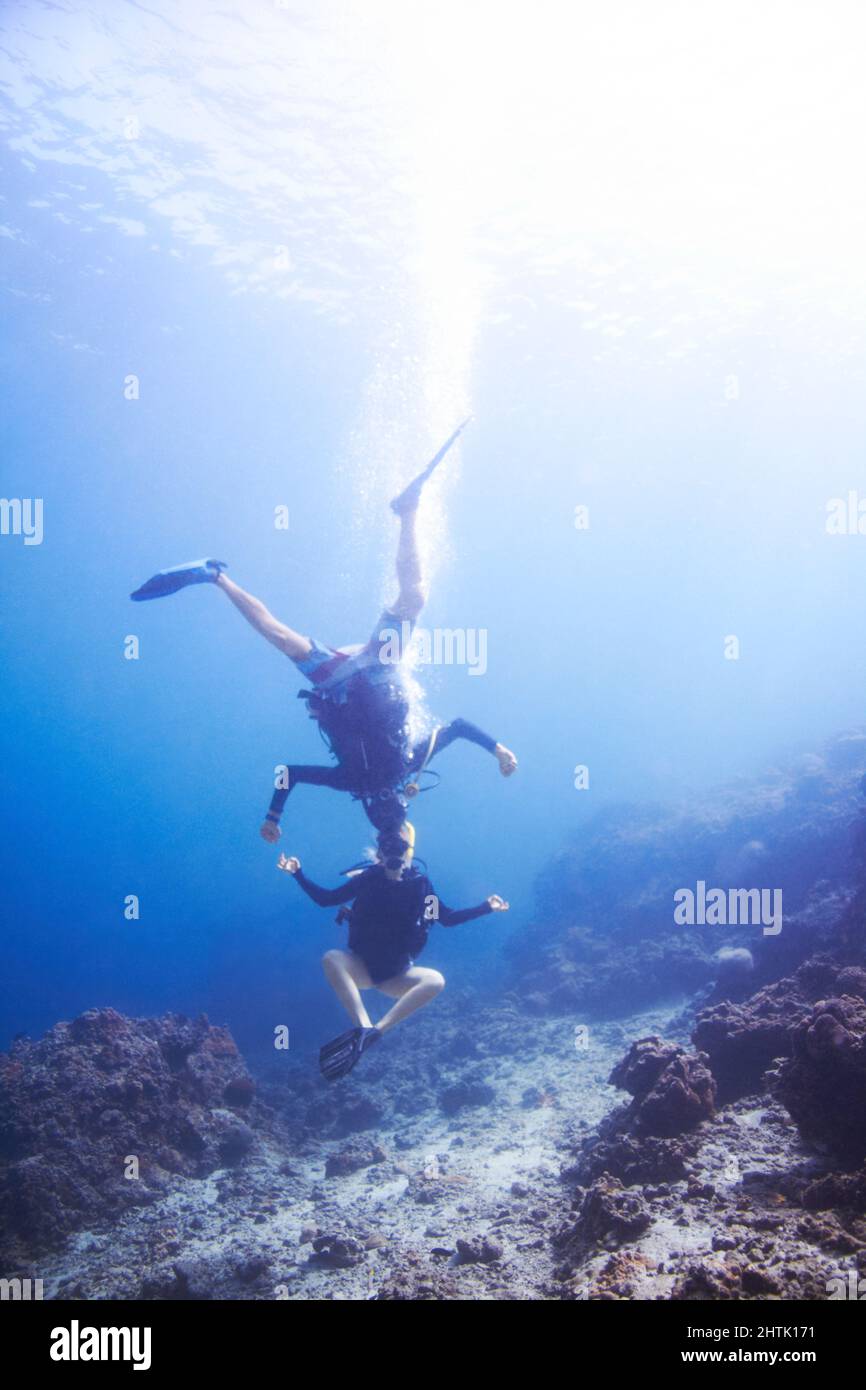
[508,730,866,1018]
[773,994,866,1162]
[608,1036,716,1137]
[694,958,866,1104]
[0,1008,255,1249]
[5,732,866,1300]
[565,1037,713,1191]
[554,1175,653,1262]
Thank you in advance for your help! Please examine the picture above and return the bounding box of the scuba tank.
[350,673,411,787]
[302,671,412,794]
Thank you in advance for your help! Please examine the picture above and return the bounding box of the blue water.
[2,1,866,1056]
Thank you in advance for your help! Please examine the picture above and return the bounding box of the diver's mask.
[379,821,416,873]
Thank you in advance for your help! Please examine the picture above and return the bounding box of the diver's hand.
[495,744,518,777]
[277,854,300,875]
[487,895,509,912]
[260,819,281,843]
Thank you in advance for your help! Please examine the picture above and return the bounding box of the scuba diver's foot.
[318,1025,381,1083]
[495,743,518,777]
[390,417,472,515]
[390,476,427,517]
[130,558,227,601]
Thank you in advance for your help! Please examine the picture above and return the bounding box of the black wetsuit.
[267,717,499,832]
[292,863,493,983]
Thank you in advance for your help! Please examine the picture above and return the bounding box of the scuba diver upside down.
[277,822,509,1081]
[130,419,518,837]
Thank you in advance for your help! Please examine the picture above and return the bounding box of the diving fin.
[390,417,472,515]
[318,1025,381,1082]
[130,558,227,601]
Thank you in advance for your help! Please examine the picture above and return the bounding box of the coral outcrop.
[773,995,866,1162]
[566,1037,714,1191]
[0,1008,255,1249]
[694,958,866,1103]
[609,1037,716,1137]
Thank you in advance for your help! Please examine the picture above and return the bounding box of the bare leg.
[322,949,375,1029]
[215,572,312,660]
[374,965,445,1033]
[389,507,427,620]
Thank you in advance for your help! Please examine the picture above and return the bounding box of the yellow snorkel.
[379,820,415,873]
[402,819,416,863]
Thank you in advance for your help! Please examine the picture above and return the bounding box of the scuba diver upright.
[130,421,518,834]
[276,822,510,1080]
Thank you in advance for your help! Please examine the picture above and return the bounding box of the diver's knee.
[424,970,445,995]
[322,949,345,976]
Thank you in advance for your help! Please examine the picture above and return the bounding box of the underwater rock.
[694,993,803,1104]
[609,1036,716,1137]
[609,1036,683,1100]
[773,995,866,1162]
[332,1095,386,1137]
[671,1259,783,1300]
[801,1166,866,1211]
[835,966,866,998]
[323,1138,386,1178]
[0,1007,255,1250]
[139,1265,202,1301]
[692,957,847,1103]
[712,947,755,1001]
[571,1131,695,1187]
[561,1064,866,1302]
[310,1232,364,1268]
[563,1036,710,1192]
[555,1174,652,1252]
[438,1074,496,1115]
[373,1259,462,1301]
[405,1168,473,1205]
[222,1075,256,1108]
[210,1111,255,1164]
[455,1235,503,1265]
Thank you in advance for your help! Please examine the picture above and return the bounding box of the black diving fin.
[318,1025,381,1082]
[390,417,472,514]
[130,558,227,601]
